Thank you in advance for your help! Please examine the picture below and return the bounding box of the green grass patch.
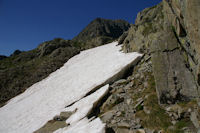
[137,93,172,131]
[136,104,144,111]
[178,99,197,109]
[175,119,191,129]
[133,72,172,131]
[166,118,193,133]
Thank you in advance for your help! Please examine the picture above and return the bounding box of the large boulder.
[37,38,72,57]
[121,3,164,53]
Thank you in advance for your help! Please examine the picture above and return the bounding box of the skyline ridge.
[0,0,161,56]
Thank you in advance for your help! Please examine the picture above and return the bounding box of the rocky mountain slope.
[0,0,200,133]
[0,18,130,107]
[0,55,7,60]
[0,39,79,107]
[72,18,130,49]
[120,0,200,104]
[107,0,200,132]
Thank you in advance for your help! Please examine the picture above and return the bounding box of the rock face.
[99,54,200,132]
[120,0,200,103]
[72,18,130,49]
[122,3,164,53]
[151,29,197,104]
[99,1,200,132]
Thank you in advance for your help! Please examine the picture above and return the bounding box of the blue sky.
[0,0,161,56]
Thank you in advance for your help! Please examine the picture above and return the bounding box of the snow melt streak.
[0,42,142,133]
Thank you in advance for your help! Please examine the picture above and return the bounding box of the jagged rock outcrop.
[73,18,130,49]
[120,0,200,104]
[121,3,164,53]
[11,50,22,56]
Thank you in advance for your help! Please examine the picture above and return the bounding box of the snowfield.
[0,42,142,133]
[54,85,109,133]
[55,118,105,133]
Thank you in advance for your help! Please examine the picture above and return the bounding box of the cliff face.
[161,0,200,102]
[98,2,200,132]
[120,0,200,104]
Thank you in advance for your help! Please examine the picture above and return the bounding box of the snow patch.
[54,84,109,133]
[54,118,105,133]
[0,42,142,133]
[63,84,109,125]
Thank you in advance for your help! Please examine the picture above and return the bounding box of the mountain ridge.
[72,18,130,49]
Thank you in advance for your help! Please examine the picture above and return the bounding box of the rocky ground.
[28,53,199,133]
[99,54,200,133]
[110,1,200,131]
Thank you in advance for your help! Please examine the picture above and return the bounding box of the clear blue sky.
[0,0,161,56]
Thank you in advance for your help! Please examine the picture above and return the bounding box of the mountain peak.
[72,18,130,49]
